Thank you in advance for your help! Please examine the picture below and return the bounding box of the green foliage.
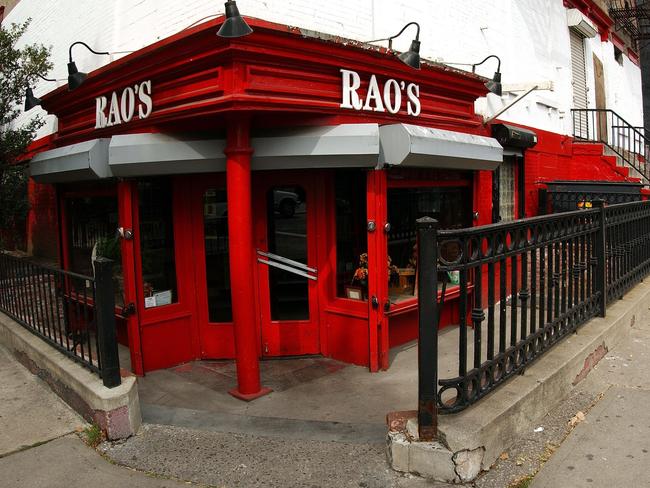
[0,165,29,246]
[0,19,52,248]
[82,423,104,448]
[95,235,121,261]
[509,474,534,488]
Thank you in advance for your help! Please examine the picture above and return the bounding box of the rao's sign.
[95,80,153,129]
[339,69,420,117]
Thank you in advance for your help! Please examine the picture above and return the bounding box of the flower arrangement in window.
[352,253,369,289]
[351,252,400,290]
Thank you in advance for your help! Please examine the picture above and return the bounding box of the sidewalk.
[0,344,190,488]
[3,305,649,487]
[119,297,648,487]
[530,311,650,488]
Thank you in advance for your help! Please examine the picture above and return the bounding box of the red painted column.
[225,116,271,401]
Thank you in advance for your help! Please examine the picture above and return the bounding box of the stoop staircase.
[571,108,650,186]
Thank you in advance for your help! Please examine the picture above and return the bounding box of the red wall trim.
[38,18,488,148]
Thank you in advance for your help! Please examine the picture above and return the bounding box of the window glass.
[387,186,471,303]
[267,186,309,320]
[138,179,177,308]
[498,159,516,222]
[66,195,123,306]
[336,170,368,300]
[203,189,232,322]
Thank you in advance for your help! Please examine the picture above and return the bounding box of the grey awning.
[109,133,226,177]
[251,123,379,170]
[379,123,503,170]
[30,139,111,183]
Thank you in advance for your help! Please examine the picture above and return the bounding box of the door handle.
[121,302,136,316]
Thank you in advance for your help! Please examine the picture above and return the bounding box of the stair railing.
[572,108,650,185]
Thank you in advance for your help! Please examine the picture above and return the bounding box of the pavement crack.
[0,431,76,459]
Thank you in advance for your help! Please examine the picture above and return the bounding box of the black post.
[416,216,438,441]
[94,257,121,388]
[592,199,607,317]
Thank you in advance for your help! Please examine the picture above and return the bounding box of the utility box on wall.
[491,124,538,150]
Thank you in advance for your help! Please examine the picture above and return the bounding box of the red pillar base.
[229,387,273,402]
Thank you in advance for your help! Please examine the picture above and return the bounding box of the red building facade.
[25,16,638,398]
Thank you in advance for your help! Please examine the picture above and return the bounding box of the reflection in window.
[267,186,309,320]
[66,195,124,306]
[203,189,232,322]
[335,170,368,300]
[138,179,177,308]
[387,186,471,303]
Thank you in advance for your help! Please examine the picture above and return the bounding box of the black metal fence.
[540,180,642,214]
[416,199,650,440]
[0,253,121,388]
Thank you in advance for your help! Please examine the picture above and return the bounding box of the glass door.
[255,177,319,356]
[190,175,235,359]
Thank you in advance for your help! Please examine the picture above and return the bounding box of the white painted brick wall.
[5,0,643,139]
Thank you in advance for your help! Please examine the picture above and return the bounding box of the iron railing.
[0,253,121,387]
[416,199,650,440]
[571,108,650,185]
[540,180,642,214]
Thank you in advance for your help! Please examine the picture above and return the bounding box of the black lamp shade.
[24,87,42,111]
[398,39,421,70]
[485,71,502,96]
[67,61,87,91]
[217,1,253,38]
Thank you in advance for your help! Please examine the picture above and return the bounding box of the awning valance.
[29,123,500,183]
[30,138,111,183]
[108,134,226,177]
[251,124,380,170]
[379,123,503,171]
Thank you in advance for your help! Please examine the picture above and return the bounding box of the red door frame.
[366,169,389,371]
[117,181,144,375]
[187,174,236,359]
[130,176,200,371]
[253,171,322,357]
[57,183,147,374]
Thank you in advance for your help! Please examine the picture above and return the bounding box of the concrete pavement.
[530,312,650,488]
[0,343,82,457]
[0,344,190,488]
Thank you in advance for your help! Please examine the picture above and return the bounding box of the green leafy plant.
[0,19,52,249]
[95,236,121,262]
[82,423,104,448]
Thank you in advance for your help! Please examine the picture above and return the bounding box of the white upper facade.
[5,0,643,139]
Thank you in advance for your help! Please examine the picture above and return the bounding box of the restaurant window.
[335,170,367,300]
[203,188,232,322]
[138,179,178,308]
[65,195,123,306]
[387,185,471,303]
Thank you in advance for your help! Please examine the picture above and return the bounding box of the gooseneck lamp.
[472,55,503,96]
[67,41,111,91]
[369,22,421,70]
[217,1,253,38]
[24,74,57,112]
